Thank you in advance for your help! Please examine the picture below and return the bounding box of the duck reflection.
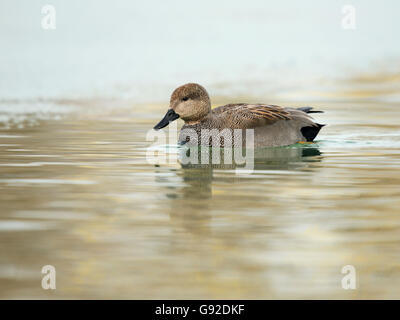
[157,145,322,234]
[164,165,213,234]
[179,145,321,171]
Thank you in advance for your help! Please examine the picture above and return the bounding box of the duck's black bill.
[153,109,180,130]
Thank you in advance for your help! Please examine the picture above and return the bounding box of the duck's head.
[153,83,211,130]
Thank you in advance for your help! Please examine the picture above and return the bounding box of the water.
[1,0,400,299]
[1,92,400,299]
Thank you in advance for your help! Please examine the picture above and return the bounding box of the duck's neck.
[184,114,209,126]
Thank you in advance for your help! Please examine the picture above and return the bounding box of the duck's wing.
[213,103,292,128]
[211,103,247,115]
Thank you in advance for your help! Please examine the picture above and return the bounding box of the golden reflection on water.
[0,92,400,299]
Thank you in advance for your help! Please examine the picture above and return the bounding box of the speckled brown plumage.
[211,104,292,129]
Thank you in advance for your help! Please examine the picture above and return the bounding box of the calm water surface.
[1,0,400,299]
[1,87,400,299]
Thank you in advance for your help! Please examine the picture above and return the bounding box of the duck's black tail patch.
[301,124,325,142]
[297,107,324,114]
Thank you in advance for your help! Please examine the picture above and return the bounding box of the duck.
[153,83,325,148]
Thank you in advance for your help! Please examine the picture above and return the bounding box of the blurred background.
[0,0,400,299]
[1,0,400,103]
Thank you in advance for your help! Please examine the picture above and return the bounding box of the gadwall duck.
[154,83,325,147]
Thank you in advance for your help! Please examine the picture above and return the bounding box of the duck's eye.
[182,97,189,101]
